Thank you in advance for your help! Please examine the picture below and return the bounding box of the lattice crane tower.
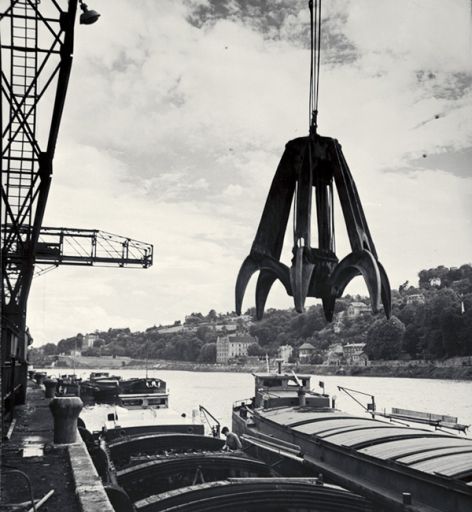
[1,1,153,422]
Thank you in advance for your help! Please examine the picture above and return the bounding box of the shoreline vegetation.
[44,356,472,380]
[32,265,472,377]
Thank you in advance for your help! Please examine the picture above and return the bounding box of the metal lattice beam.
[33,226,153,269]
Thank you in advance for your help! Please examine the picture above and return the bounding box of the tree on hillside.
[299,308,326,338]
[421,288,463,358]
[310,353,324,364]
[418,264,472,291]
[419,265,450,289]
[198,343,216,363]
[48,269,472,364]
[402,324,422,358]
[365,316,405,360]
[439,308,463,357]
[42,343,57,356]
[207,309,217,322]
[249,324,276,346]
[57,335,82,354]
[196,325,211,342]
[332,298,349,313]
[82,348,100,357]
[247,343,264,356]
[185,313,204,325]
[398,302,426,358]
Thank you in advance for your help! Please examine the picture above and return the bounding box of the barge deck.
[233,372,472,512]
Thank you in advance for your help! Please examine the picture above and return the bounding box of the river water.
[43,368,472,433]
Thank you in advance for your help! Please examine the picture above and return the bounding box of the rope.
[308,0,322,135]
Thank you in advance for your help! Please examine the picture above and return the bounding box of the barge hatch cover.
[410,452,472,479]
[291,417,383,435]
[253,406,472,511]
[318,426,454,448]
[397,446,472,465]
[359,436,472,460]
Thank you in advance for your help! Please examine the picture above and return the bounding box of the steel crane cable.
[293,0,323,250]
[308,0,322,135]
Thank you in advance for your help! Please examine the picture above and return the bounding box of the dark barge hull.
[233,408,472,512]
[134,478,371,512]
[83,423,371,512]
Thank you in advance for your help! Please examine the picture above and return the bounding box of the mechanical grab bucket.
[235,133,391,322]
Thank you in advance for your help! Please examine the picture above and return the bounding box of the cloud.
[27,0,472,344]
[223,184,244,197]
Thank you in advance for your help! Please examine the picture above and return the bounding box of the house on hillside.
[343,343,368,365]
[215,314,253,334]
[225,314,253,324]
[406,293,425,305]
[214,324,238,333]
[278,344,293,363]
[346,302,371,318]
[216,334,257,364]
[299,342,315,363]
[332,312,345,333]
[156,324,186,334]
[83,333,99,348]
[325,343,343,365]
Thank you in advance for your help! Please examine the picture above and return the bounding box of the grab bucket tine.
[378,261,392,318]
[256,270,278,320]
[235,256,259,315]
[329,250,382,313]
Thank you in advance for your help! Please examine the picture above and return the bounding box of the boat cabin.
[118,378,168,409]
[120,378,166,394]
[90,372,110,380]
[253,372,330,409]
[119,392,169,409]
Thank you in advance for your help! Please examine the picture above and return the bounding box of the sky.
[27,0,472,345]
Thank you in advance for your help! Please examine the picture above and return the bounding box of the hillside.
[30,264,472,365]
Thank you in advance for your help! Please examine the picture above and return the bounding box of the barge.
[232,370,472,512]
[76,371,372,512]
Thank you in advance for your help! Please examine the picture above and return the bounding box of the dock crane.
[0,0,153,426]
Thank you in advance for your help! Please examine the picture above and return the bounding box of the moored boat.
[232,369,472,512]
[78,372,168,406]
[118,377,168,409]
[77,371,371,512]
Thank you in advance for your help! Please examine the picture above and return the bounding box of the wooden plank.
[391,408,457,424]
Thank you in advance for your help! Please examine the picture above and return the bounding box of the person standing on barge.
[221,426,242,450]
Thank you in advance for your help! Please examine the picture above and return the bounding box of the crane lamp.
[79,1,101,25]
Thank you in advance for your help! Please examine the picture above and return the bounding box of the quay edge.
[68,442,115,512]
[1,378,114,512]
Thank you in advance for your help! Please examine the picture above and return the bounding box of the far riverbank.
[42,355,472,380]
[128,361,472,380]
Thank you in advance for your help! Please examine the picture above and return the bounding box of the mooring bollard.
[49,397,83,444]
[44,379,57,399]
[298,387,306,407]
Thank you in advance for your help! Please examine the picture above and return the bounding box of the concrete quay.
[1,379,113,512]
